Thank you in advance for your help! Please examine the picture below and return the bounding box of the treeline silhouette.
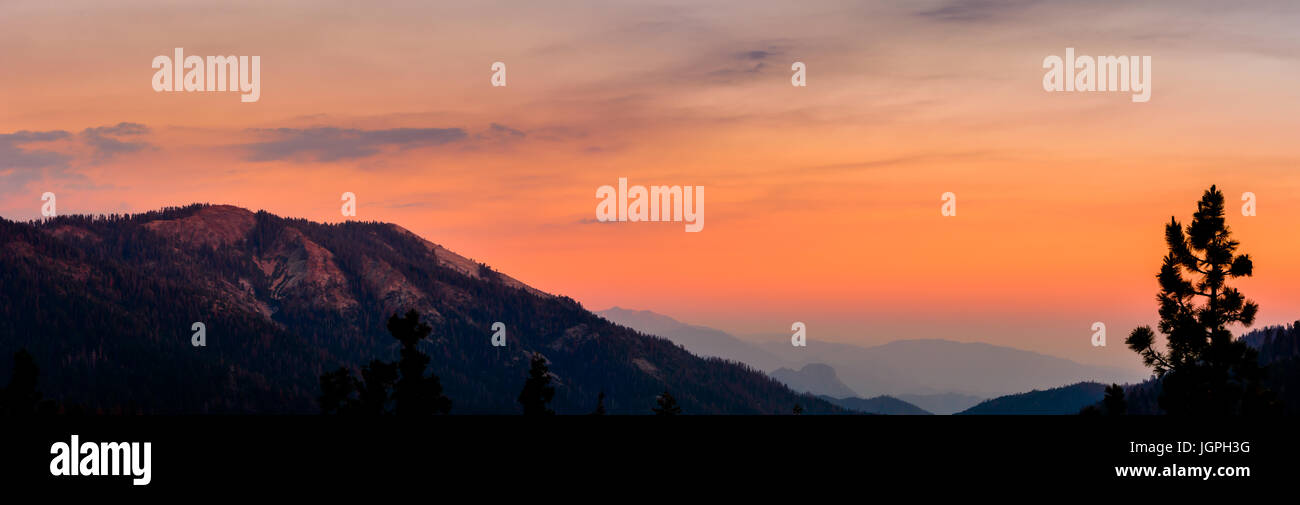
[319,309,685,415]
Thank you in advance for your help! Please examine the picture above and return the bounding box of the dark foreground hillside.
[957,382,1106,415]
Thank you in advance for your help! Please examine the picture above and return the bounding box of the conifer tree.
[1126,186,1275,414]
[518,353,555,415]
[389,310,451,415]
[1102,384,1127,415]
[317,310,450,415]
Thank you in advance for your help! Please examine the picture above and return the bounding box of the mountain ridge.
[0,203,838,414]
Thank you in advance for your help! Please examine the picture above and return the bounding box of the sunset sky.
[3,0,1299,371]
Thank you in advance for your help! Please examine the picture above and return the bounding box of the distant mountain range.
[756,338,1146,399]
[0,204,841,414]
[597,307,785,371]
[956,382,1106,415]
[600,308,1145,404]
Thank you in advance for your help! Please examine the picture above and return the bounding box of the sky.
[3,0,1299,371]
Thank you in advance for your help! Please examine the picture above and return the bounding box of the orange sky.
[3,0,1299,371]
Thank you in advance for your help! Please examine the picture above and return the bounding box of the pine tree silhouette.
[317,310,450,415]
[653,390,681,415]
[1103,384,1127,415]
[1126,186,1276,414]
[518,353,555,415]
[792,403,804,415]
[590,391,606,415]
[389,310,452,415]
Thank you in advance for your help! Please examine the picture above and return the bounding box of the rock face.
[0,204,841,414]
[360,256,433,320]
[256,226,359,313]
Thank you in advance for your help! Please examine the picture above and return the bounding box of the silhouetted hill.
[956,382,1106,415]
[1242,321,1300,364]
[0,204,839,414]
[821,395,931,415]
[770,363,858,398]
[894,393,984,415]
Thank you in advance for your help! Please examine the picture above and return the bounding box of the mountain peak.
[143,204,256,248]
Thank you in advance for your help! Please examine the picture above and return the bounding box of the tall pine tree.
[1126,186,1275,414]
[389,310,452,415]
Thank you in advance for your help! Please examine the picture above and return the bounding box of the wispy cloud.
[699,46,789,84]
[475,123,527,142]
[241,126,468,162]
[916,0,1041,23]
[738,50,775,61]
[0,130,72,171]
[1,123,151,193]
[81,122,153,162]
